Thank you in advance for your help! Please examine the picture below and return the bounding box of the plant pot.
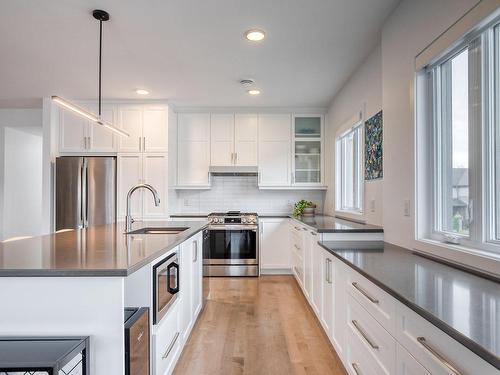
[302,207,315,217]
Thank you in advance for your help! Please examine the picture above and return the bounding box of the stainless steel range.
[203,211,259,277]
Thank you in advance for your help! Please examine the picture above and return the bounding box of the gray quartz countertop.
[290,215,384,233]
[319,240,500,369]
[0,220,207,277]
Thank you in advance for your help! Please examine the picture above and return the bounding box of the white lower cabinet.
[396,303,499,375]
[259,218,291,273]
[154,233,203,375]
[396,343,431,375]
[320,249,334,336]
[180,232,203,344]
[347,293,396,374]
[288,219,497,375]
[154,301,181,375]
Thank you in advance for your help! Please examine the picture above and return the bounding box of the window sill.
[414,238,500,277]
[335,210,365,224]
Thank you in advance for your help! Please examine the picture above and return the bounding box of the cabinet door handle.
[328,258,332,283]
[139,137,142,151]
[325,259,329,282]
[417,337,463,375]
[352,282,379,304]
[143,137,146,152]
[352,320,379,349]
[193,240,198,263]
[162,332,180,360]
[234,152,237,164]
[351,363,362,375]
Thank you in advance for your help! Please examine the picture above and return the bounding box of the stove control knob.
[242,217,247,223]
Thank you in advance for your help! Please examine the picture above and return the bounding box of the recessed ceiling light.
[244,29,266,42]
[247,89,261,95]
[136,89,149,95]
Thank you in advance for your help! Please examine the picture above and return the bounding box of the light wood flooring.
[173,275,347,375]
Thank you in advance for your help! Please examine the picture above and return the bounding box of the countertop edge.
[289,215,384,233]
[318,241,500,370]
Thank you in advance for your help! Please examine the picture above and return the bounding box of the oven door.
[205,225,258,265]
[153,253,180,324]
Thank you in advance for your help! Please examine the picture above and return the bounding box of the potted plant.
[293,200,317,217]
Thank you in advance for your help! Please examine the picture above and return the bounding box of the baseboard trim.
[260,267,292,275]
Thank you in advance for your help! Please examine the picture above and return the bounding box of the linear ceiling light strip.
[52,9,129,137]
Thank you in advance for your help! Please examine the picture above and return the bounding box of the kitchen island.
[0,220,207,374]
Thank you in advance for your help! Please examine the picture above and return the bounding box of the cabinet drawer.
[396,303,499,375]
[347,322,387,375]
[291,225,304,252]
[291,251,304,287]
[154,301,181,375]
[347,294,396,374]
[396,343,431,375]
[347,270,396,335]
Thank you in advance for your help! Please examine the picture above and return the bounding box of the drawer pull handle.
[310,231,317,236]
[352,320,379,349]
[162,331,180,360]
[351,363,362,375]
[417,337,463,375]
[294,244,300,250]
[352,282,379,304]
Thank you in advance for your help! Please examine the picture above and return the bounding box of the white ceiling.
[0,0,399,109]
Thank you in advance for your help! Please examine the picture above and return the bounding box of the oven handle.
[166,262,180,294]
[208,225,258,231]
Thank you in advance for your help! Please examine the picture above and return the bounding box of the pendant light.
[52,10,129,138]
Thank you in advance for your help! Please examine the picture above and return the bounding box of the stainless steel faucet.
[125,183,160,233]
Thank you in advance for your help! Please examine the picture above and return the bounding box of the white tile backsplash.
[171,176,325,215]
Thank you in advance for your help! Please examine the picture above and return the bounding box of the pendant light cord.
[98,19,102,117]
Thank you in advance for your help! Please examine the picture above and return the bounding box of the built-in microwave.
[152,252,180,324]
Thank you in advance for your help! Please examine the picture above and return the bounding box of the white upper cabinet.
[59,104,116,153]
[234,114,258,166]
[59,109,87,152]
[292,115,325,187]
[118,105,168,153]
[258,114,291,187]
[210,114,235,166]
[143,107,168,152]
[177,113,211,187]
[210,113,258,167]
[87,105,115,152]
[118,107,143,152]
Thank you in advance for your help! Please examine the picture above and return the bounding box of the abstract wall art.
[365,110,383,180]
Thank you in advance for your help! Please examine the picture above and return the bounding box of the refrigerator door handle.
[82,158,88,228]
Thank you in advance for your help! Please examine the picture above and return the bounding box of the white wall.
[381,0,478,249]
[171,175,325,215]
[0,109,43,240]
[325,45,383,225]
[325,0,480,249]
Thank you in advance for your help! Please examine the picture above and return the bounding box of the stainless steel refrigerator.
[55,157,116,230]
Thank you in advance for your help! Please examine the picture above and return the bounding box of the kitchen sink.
[126,227,189,235]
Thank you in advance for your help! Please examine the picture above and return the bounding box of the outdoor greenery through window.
[336,124,363,213]
[424,18,500,252]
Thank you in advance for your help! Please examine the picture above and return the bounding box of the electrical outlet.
[370,200,375,212]
[404,200,411,217]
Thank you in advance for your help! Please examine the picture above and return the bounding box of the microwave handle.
[167,262,180,294]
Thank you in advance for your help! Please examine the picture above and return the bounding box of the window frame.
[419,18,500,255]
[335,121,364,215]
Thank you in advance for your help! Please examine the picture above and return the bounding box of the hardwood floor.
[174,276,347,375]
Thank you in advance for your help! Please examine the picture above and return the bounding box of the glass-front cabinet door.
[293,115,324,186]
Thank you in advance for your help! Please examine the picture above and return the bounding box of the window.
[420,17,500,253]
[336,124,363,213]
